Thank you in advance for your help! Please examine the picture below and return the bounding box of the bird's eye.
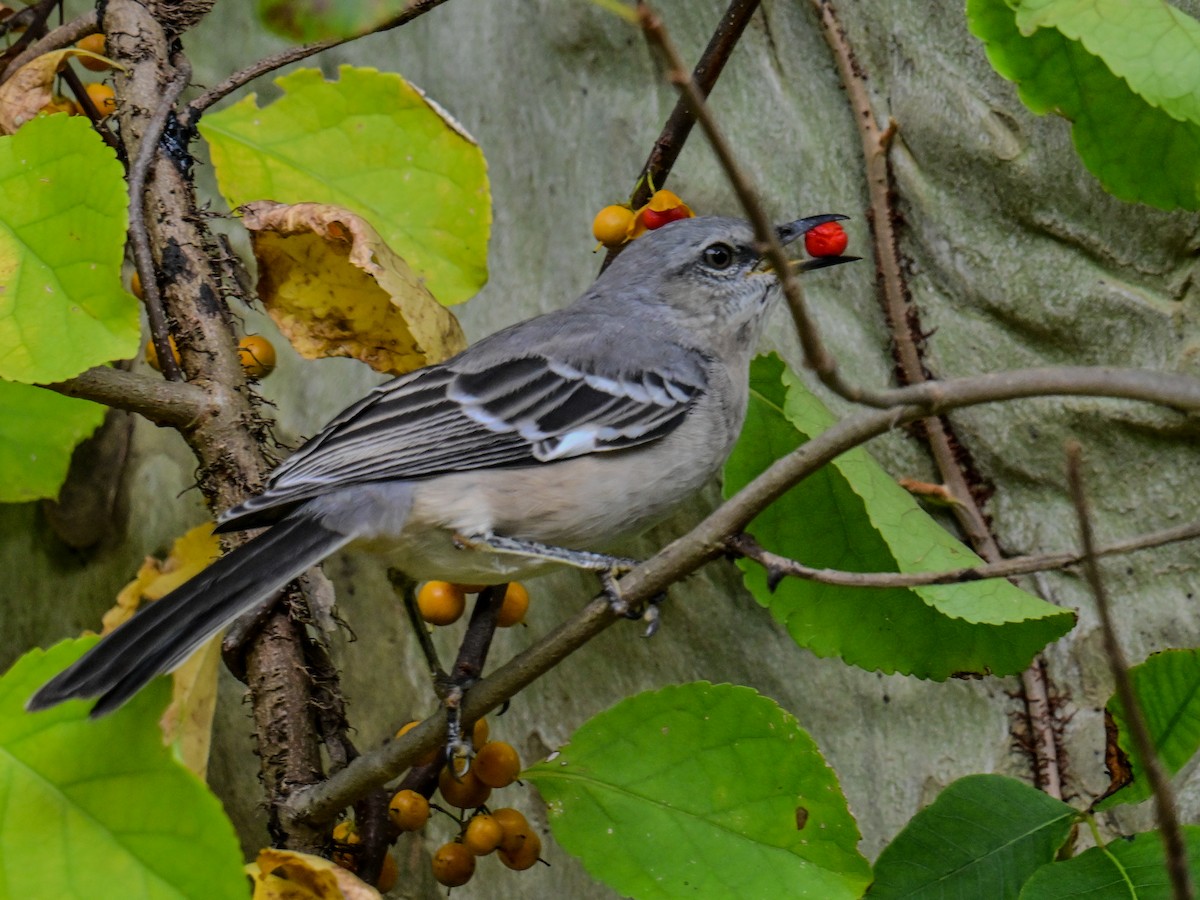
[703,243,735,270]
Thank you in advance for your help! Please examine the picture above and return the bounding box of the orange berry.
[38,96,78,117]
[498,827,541,870]
[431,842,475,887]
[395,720,439,766]
[417,581,466,626]
[438,762,491,809]
[463,814,503,855]
[491,808,531,854]
[592,204,634,248]
[145,336,180,372]
[238,334,276,378]
[376,853,398,892]
[388,788,430,832]
[471,717,489,748]
[84,82,116,117]
[473,740,521,788]
[497,582,530,627]
[129,270,144,299]
[332,820,359,845]
[75,33,111,71]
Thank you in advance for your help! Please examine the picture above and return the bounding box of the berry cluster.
[333,716,541,890]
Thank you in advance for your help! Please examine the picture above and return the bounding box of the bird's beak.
[754,213,860,274]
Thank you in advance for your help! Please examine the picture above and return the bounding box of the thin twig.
[1066,442,1192,900]
[128,55,192,383]
[600,0,761,273]
[638,5,893,406]
[727,519,1200,589]
[287,364,1200,824]
[389,570,447,682]
[0,9,97,80]
[41,365,215,427]
[181,0,453,125]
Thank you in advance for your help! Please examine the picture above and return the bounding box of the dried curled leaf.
[0,49,118,133]
[242,201,467,375]
[247,848,381,900]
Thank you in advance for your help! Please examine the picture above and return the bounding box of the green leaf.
[0,114,139,382]
[0,640,246,899]
[0,380,105,502]
[257,0,412,42]
[869,774,1076,899]
[199,66,491,305]
[967,0,1200,210]
[1016,0,1200,128]
[525,682,871,900]
[1097,649,1200,810]
[1021,827,1200,899]
[724,355,1075,680]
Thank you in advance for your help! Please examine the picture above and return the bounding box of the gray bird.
[28,213,853,716]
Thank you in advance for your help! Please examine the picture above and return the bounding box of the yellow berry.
[84,82,116,117]
[417,581,466,626]
[376,853,398,892]
[438,762,491,809]
[75,33,111,71]
[498,827,541,870]
[497,582,530,627]
[492,807,531,854]
[463,814,504,855]
[238,334,276,378]
[129,270,144,299]
[471,717,489,748]
[473,740,521,788]
[332,820,359,845]
[395,720,439,767]
[38,96,78,117]
[145,336,180,372]
[388,788,430,832]
[592,204,634,248]
[431,842,475,887]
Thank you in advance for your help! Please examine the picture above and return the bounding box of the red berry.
[641,205,690,230]
[803,221,848,257]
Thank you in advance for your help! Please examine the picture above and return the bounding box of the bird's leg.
[454,532,640,574]
[456,533,662,634]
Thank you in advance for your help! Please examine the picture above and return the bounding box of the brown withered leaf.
[241,200,467,376]
[1099,707,1135,802]
[896,477,963,508]
[247,848,381,900]
[0,48,117,133]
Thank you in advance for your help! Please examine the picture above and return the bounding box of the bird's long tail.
[27,512,353,717]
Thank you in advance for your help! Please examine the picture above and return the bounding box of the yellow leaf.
[0,49,119,133]
[248,849,381,900]
[161,636,222,779]
[241,201,467,376]
[103,522,222,632]
[101,523,222,765]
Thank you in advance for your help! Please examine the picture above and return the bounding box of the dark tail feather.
[27,512,353,717]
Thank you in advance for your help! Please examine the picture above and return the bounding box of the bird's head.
[596,213,856,350]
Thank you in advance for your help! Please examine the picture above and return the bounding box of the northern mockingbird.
[29,213,853,716]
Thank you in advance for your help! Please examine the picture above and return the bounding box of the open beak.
[757,213,860,273]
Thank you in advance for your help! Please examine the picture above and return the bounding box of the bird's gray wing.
[220,337,710,529]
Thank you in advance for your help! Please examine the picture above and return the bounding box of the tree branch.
[286,362,1200,824]
[0,9,98,81]
[41,366,215,427]
[1066,443,1192,900]
[181,0,454,125]
[727,519,1200,589]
